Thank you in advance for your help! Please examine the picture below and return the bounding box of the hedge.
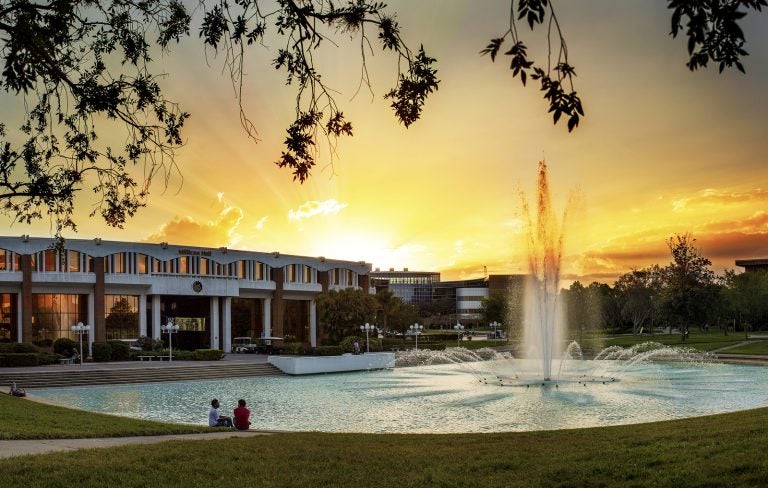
[193,349,224,361]
[313,345,343,356]
[0,342,39,354]
[91,342,112,362]
[107,341,131,361]
[53,338,79,357]
[280,342,310,355]
[0,353,39,367]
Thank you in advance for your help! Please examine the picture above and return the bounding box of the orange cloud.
[288,199,347,221]
[145,205,244,247]
[673,188,768,211]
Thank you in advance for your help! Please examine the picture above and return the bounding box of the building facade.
[736,259,768,273]
[0,236,371,352]
[369,268,440,305]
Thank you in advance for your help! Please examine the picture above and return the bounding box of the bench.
[58,357,75,365]
[137,355,174,361]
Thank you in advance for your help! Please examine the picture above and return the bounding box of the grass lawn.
[0,394,213,440]
[3,403,768,487]
[600,330,747,352]
[720,340,768,355]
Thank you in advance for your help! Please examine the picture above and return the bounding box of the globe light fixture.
[160,320,180,361]
[359,323,376,353]
[453,322,465,347]
[409,323,424,350]
[71,322,91,365]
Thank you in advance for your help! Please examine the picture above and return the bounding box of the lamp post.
[71,322,90,365]
[409,323,423,350]
[453,322,464,347]
[359,323,376,353]
[489,321,501,339]
[161,320,180,361]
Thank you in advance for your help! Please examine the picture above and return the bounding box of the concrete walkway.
[0,430,272,459]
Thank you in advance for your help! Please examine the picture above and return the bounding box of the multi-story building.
[0,236,371,351]
[369,268,440,305]
[736,259,768,273]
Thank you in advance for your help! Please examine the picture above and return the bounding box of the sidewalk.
[0,430,271,459]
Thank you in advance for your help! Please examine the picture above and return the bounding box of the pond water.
[32,359,768,433]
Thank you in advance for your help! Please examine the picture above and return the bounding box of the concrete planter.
[268,352,395,375]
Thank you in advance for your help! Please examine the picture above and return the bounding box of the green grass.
[599,330,746,352]
[0,394,213,440]
[3,405,768,487]
[720,340,768,355]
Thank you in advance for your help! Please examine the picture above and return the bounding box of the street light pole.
[161,320,180,361]
[359,323,376,353]
[71,322,91,365]
[409,323,423,350]
[453,322,464,347]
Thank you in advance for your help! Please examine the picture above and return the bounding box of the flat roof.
[735,259,768,267]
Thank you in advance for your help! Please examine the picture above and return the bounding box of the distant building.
[372,267,526,324]
[736,259,768,273]
[370,268,440,305]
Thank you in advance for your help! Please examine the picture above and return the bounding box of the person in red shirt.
[233,398,251,430]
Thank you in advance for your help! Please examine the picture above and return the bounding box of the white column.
[263,298,271,337]
[309,299,317,347]
[210,297,219,350]
[152,295,161,339]
[87,291,95,354]
[223,297,232,353]
[16,293,22,343]
[138,293,147,337]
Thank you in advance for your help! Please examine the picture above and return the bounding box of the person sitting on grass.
[233,399,251,431]
[208,399,233,427]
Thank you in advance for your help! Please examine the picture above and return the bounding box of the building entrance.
[160,296,210,350]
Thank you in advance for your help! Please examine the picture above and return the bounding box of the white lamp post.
[409,323,423,350]
[161,320,180,361]
[359,323,376,353]
[490,321,501,339]
[453,322,464,347]
[71,322,90,365]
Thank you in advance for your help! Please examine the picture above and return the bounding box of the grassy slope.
[0,394,212,440]
[2,407,768,487]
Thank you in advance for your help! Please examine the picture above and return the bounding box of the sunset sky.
[8,1,768,283]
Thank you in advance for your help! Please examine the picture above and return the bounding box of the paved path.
[0,430,271,459]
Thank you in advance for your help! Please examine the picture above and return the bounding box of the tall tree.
[316,288,377,344]
[614,266,663,335]
[659,233,715,339]
[722,269,768,331]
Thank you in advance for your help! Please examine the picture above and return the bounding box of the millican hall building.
[0,236,371,352]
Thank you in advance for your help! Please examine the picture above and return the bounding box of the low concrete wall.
[267,353,395,375]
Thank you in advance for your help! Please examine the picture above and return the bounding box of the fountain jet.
[521,161,568,381]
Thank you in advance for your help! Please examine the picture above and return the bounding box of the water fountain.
[521,160,566,381]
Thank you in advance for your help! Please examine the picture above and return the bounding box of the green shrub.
[0,353,39,367]
[36,352,58,365]
[339,336,363,353]
[193,349,224,361]
[313,345,343,356]
[136,336,164,351]
[107,341,131,361]
[278,342,308,355]
[91,342,112,362]
[53,338,78,357]
[0,342,40,354]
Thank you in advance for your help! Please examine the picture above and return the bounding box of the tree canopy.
[0,0,764,236]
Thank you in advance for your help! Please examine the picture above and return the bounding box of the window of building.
[179,256,190,274]
[31,293,87,345]
[68,250,81,272]
[44,249,57,272]
[111,253,127,273]
[238,261,246,279]
[105,295,139,340]
[0,250,6,271]
[137,254,148,274]
[200,258,209,276]
[303,265,311,283]
[0,294,16,342]
[254,262,264,280]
